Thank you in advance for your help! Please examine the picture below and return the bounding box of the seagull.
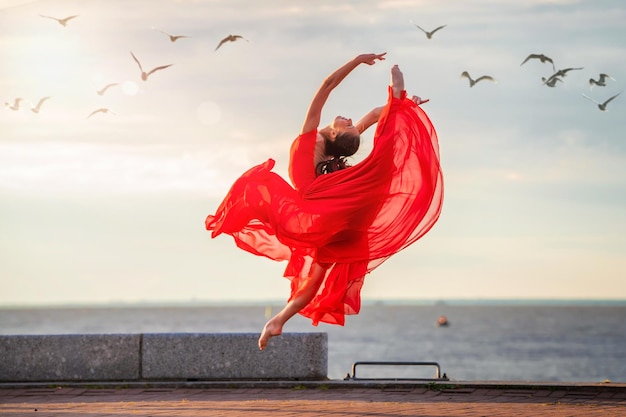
[215,34,248,51]
[582,92,621,112]
[552,67,583,78]
[460,71,496,87]
[520,53,555,72]
[130,52,173,81]
[30,96,51,113]
[87,108,116,119]
[541,76,563,87]
[158,29,190,42]
[4,97,24,111]
[542,67,583,86]
[39,14,79,27]
[411,22,447,39]
[588,73,615,90]
[97,83,119,96]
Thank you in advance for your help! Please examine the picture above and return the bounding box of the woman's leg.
[391,64,405,98]
[258,262,328,350]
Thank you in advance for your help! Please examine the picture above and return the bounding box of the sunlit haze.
[1,0,625,306]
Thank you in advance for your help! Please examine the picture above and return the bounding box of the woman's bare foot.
[258,317,283,350]
[257,263,329,350]
[391,64,405,98]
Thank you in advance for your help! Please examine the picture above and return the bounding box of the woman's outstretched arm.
[300,53,386,134]
[355,106,384,134]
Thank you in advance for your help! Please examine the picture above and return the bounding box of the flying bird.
[582,92,621,112]
[542,67,583,86]
[588,73,615,90]
[460,71,496,87]
[97,83,119,96]
[30,96,51,113]
[554,67,584,77]
[541,76,563,87]
[39,14,79,26]
[4,97,24,111]
[215,34,248,51]
[411,22,447,39]
[130,52,173,81]
[520,53,555,72]
[87,108,116,118]
[158,29,190,42]
[547,67,583,80]
[553,67,583,77]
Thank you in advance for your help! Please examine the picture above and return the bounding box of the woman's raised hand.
[411,95,430,105]
[357,53,387,65]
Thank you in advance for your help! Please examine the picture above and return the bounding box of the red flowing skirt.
[205,88,443,326]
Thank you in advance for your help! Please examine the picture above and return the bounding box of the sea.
[1,300,625,383]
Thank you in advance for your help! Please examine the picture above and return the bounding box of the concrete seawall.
[0,333,328,382]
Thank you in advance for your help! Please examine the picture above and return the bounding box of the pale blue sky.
[1,0,625,306]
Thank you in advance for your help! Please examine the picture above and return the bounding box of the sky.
[1,0,625,306]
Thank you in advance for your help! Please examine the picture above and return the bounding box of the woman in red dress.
[206,53,443,350]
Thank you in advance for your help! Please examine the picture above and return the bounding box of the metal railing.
[345,361,448,381]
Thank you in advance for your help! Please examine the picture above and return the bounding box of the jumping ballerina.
[205,53,444,350]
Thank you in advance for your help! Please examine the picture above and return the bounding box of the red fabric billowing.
[205,87,443,326]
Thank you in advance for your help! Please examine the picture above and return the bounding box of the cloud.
[0,142,233,195]
[0,0,36,10]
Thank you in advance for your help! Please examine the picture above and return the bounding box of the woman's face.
[331,115,359,137]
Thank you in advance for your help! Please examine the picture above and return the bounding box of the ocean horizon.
[2,297,626,309]
[2,301,625,382]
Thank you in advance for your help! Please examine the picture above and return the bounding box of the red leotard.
[205,87,443,326]
[288,129,319,191]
